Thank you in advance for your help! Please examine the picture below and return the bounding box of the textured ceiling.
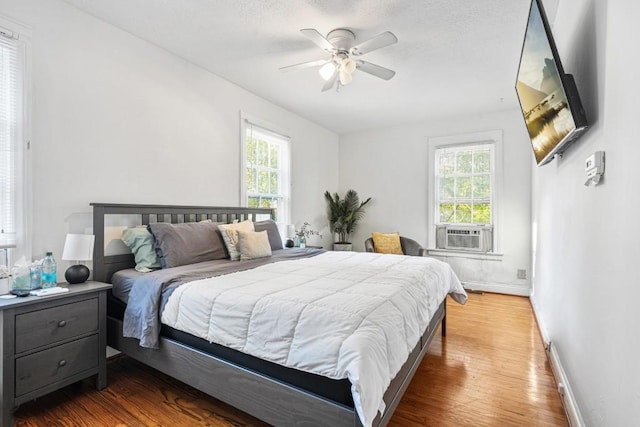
[62,0,558,134]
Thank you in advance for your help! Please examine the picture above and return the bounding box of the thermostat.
[584,151,605,186]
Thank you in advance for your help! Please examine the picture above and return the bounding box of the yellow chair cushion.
[372,232,404,255]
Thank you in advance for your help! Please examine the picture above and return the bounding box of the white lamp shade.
[62,234,95,261]
[341,58,357,74]
[319,62,336,81]
[286,225,296,239]
[339,69,353,85]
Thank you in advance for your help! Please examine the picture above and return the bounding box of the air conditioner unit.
[436,225,493,252]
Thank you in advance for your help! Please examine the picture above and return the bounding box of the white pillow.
[238,230,272,260]
[218,220,255,261]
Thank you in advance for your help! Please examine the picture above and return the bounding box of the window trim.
[239,112,291,230]
[0,14,32,265]
[427,130,503,253]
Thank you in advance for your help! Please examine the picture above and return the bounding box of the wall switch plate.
[517,269,527,280]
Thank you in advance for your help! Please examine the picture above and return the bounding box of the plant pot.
[333,243,353,251]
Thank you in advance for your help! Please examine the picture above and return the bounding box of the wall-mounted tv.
[515,0,588,166]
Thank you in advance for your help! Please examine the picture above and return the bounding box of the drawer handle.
[58,320,67,328]
[58,359,67,367]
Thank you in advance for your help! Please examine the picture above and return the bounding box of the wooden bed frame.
[92,202,446,427]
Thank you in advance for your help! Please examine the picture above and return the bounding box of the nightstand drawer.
[15,298,99,353]
[15,334,99,397]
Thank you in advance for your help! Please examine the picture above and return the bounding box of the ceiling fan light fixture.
[339,69,353,85]
[319,62,336,81]
[341,57,357,74]
[284,27,397,92]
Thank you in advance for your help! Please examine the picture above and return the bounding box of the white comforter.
[161,251,466,426]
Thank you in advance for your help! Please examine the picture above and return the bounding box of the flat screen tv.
[515,0,588,165]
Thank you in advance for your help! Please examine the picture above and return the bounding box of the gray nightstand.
[0,281,111,426]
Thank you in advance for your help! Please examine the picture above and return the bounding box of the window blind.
[0,31,21,249]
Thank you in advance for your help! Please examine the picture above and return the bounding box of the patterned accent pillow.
[372,232,404,255]
[218,220,255,261]
[238,230,272,260]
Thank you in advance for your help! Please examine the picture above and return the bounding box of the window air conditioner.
[435,225,493,252]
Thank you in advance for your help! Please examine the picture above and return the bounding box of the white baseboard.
[546,343,585,427]
[529,299,585,427]
[462,281,530,296]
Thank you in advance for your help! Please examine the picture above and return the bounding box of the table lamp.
[62,233,95,284]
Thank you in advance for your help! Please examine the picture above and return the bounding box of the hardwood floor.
[14,293,567,426]
[388,293,567,427]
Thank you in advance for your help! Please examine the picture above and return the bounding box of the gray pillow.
[147,221,227,268]
[254,220,283,250]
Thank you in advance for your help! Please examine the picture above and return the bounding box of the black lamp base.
[65,264,90,284]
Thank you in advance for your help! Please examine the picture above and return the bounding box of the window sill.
[426,248,503,261]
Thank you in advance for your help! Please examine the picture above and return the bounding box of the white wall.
[339,109,532,295]
[531,0,640,424]
[0,0,339,272]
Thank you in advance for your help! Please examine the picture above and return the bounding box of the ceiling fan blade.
[350,31,398,56]
[300,28,336,52]
[356,60,396,80]
[279,59,329,72]
[321,70,338,92]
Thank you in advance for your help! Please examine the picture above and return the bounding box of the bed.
[92,203,466,427]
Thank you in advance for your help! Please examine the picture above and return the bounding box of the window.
[0,21,28,266]
[427,130,503,253]
[435,144,493,225]
[240,117,290,229]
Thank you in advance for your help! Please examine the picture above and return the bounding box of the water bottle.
[41,252,57,288]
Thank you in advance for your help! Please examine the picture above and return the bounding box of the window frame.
[0,15,32,267]
[427,130,503,253]
[239,113,291,232]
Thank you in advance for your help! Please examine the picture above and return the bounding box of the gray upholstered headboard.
[91,203,274,283]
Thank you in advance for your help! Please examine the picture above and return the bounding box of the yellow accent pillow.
[372,232,404,255]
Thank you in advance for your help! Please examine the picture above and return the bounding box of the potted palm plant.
[324,189,372,251]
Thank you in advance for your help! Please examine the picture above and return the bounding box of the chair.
[365,235,427,257]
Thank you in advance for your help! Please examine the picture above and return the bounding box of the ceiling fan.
[280,28,398,92]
